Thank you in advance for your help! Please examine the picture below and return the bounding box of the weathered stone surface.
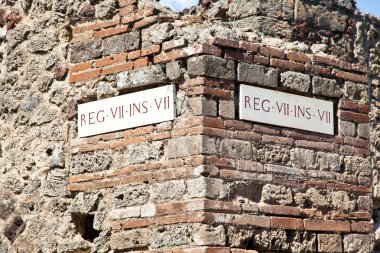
[103,34,125,56]
[344,156,371,177]
[344,81,368,102]
[187,177,228,199]
[167,135,217,158]
[290,148,317,170]
[289,231,316,252]
[110,229,150,250]
[317,152,341,171]
[238,62,278,87]
[358,123,370,139]
[331,191,355,212]
[70,40,102,63]
[305,188,330,209]
[114,185,149,208]
[95,0,117,19]
[71,153,112,175]
[227,226,254,248]
[219,139,253,160]
[149,180,186,202]
[357,196,372,212]
[261,184,293,205]
[151,225,190,248]
[188,96,217,116]
[97,81,118,99]
[117,65,167,90]
[142,22,173,48]
[57,240,90,253]
[253,229,289,251]
[69,192,101,214]
[281,71,310,93]
[192,224,226,246]
[343,234,373,253]
[188,55,236,80]
[166,61,182,81]
[219,100,235,119]
[25,35,55,53]
[318,234,342,253]
[340,121,356,137]
[233,16,292,38]
[312,76,342,98]
[125,30,140,51]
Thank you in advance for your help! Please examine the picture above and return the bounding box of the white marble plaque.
[78,85,176,137]
[239,84,334,135]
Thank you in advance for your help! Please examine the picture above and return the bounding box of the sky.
[159,0,198,12]
[356,0,380,17]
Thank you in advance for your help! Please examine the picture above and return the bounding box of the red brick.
[333,69,368,84]
[352,64,369,73]
[232,131,261,141]
[69,61,93,73]
[69,69,101,83]
[224,49,253,62]
[270,58,304,71]
[358,103,369,113]
[287,52,311,62]
[304,219,351,232]
[94,53,128,68]
[73,19,119,34]
[203,127,232,139]
[171,127,204,138]
[203,117,224,129]
[141,45,161,56]
[186,86,233,98]
[78,142,110,152]
[271,217,304,230]
[118,0,137,7]
[133,16,159,29]
[295,140,332,151]
[102,62,134,75]
[121,9,155,24]
[209,37,239,48]
[236,160,265,173]
[260,46,285,59]
[148,132,171,141]
[86,132,124,144]
[71,32,94,43]
[262,135,294,146]
[224,120,252,131]
[182,15,203,24]
[253,124,281,135]
[340,111,369,123]
[128,49,141,60]
[173,117,203,129]
[124,125,154,138]
[134,57,150,69]
[312,55,338,67]
[339,100,358,111]
[234,215,271,228]
[344,137,369,149]
[238,41,259,52]
[305,62,331,76]
[259,205,301,217]
[350,221,372,233]
[162,38,186,51]
[119,5,137,16]
[253,55,269,65]
[231,250,259,253]
[94,25,129,39]
[283,129,334,142]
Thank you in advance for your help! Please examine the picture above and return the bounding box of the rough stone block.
[188,96,217,116]
[290,148,317,170]
[238,62,278,87]
[261,184,293,205]
[219,100,235,119]
[142,22,173,48]
[330,191,355,212]
[192,224,226,246]
[149,180,186,202]
[151,225,190,248]
[125,30,140,51]
[339,121,356,137]
[312,76,342,98]
[281,71,310,93]
[167,135,217,158]
[344,81,368,102]
[233,16,292,38]
[358,123,370,139]
[289,231,316,252]
[318,234,342,252]
[187,177,228,199]
[316,152,341,172]
[219,139,253,160]
[70,153,112,175]
[344,156,371,177]
[70,40,102,64]
[103,34,126,56]
[69,192,101,214]
[166,61,183,81]
[343,234,372,253]
[357,196,372,212]
[117,65,167,90]
[114,185,149,208]
[110,229,150,250]
[188,55,236,80]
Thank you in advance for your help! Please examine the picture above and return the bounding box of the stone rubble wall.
[0,0,380,252]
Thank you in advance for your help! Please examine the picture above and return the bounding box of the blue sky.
[357,0,380,17]
[159,0,198,12]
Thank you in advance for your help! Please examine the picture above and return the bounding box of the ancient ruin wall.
[0,0,380,252]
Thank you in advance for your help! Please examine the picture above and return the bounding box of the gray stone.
[358,123,370,139]
[149,180,186,202]
[7,24,29,48]
[227,226,254,248]
[103,34,126,56]
[70,40,102,64]
[331,191,355,212]
[188,55,236,81]
[318,234,342,253]
[142,22,173,48]
[344,81,368,102]
[289,231,316,252]
[306,188,330,209]
[43,170,68,197]
[317,152,341,171]
[219,139,252,160]
[281,71,310,93]
[312,76,342,98]
[238,62,278,87]
[253,229,289,251]
[357,196,372,212]
[57,240,90,253]
[151,225,190,248]
[167,135,217,158]
[343,234,373,253]
[70,152,112,175]
[339,121,356,137]
[233,16,292,38]
[95,0,117,19]
[110,229,149,250]
[256,145,290,164]
[44,53,58,69]
[114,185,149,208]
[187,177,228,199]
[125,30,140,51]
[25,35,55,53]
[219,100,235,119]
[50,143,65,168]
[261,184,293,205]
[117,65,167,91]
[344,156,371,177]
[166,61,182,81]
[192,224,226,246]
[188,96,217,116]
[29,106,57,125]
[69,192,101,214]
[97,81,118,99]
[290,148,317,170]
